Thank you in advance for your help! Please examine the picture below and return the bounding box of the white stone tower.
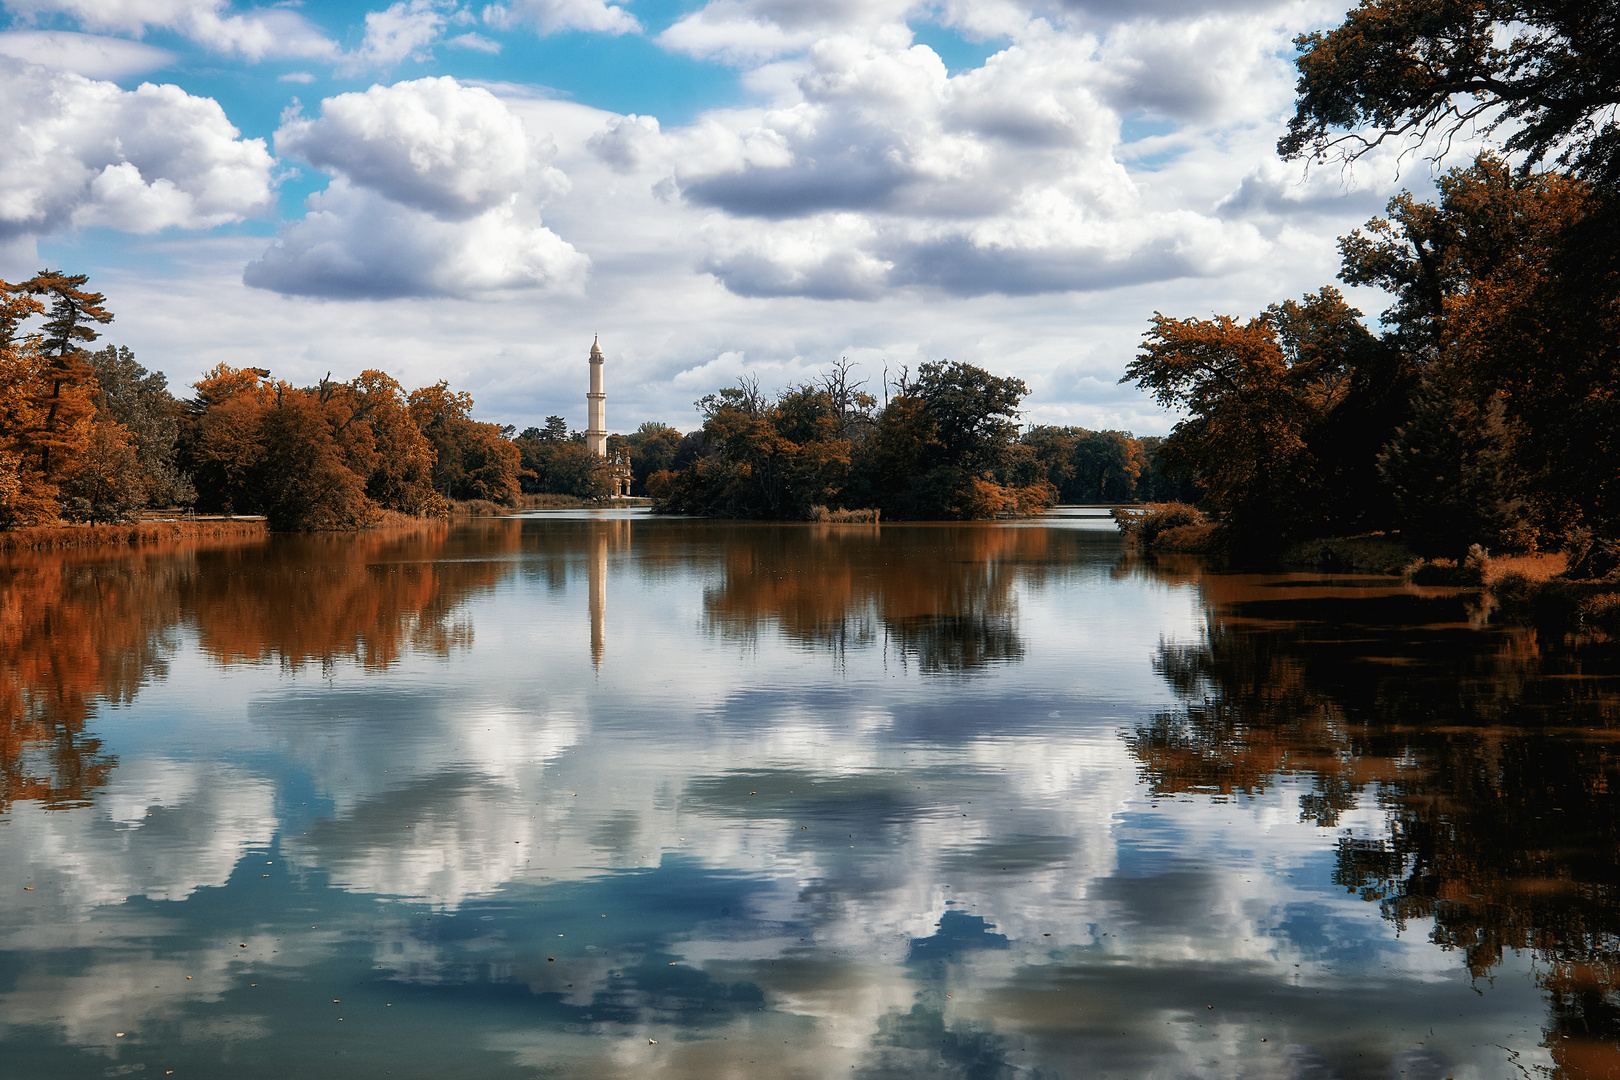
[584,336,632,497]
[585,335,607,457]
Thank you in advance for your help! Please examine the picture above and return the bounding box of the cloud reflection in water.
[0,514,1605,1078]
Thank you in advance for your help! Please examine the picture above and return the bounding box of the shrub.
[1113,502,1207,545]
[808,506,880,523]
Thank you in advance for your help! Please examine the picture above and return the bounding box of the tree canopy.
[0,271,537,531]
[652,360,1053,520]
[1281,0,1620,187]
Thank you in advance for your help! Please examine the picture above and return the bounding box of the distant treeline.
[615,359,1188,520]
[1,272,526,531]
[0,268,1182,535]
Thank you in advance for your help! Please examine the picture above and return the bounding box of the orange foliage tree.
[178,365,475,528]
[0,271,116,527]
[1121,287,1405,550]
[407,381,522,504]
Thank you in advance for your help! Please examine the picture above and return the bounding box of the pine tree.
[23,271,112,481]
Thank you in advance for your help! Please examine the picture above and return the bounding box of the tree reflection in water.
[1122,552,1620,1078]
[0,524,518,813]
[701,523,1070,672]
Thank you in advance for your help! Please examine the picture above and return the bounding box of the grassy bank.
[449,494,654,515]
[0,518,270,552]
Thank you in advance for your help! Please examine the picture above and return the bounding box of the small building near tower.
[585,336,633,498]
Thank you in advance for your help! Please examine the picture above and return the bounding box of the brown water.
[1,510,1616,1079]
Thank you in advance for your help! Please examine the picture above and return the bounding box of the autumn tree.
[338,370,444,518]
[0,271,130,526]
[1123,288,1404,549]
[1282,2,1620,574]
[257,386,377,531]
[28,271,110,467]
[180,364,275,514]
[179,366,463,527]
[408,381,522,504]
[58,421,144,524]
[1338,156,1615,565]
[0,283,49,527]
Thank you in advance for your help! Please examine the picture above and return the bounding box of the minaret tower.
[585,335,607,457]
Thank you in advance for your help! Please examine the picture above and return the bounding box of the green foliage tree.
[516,434,613,499]
[1018,426,1163,504]
[1070,430,1146,503]
[1379,363,1532,557]
[851,361,1036,519]
[1133,437,1200,503]
[658,361,1046,520]
[87,345,194,508]
[623,421,683,495]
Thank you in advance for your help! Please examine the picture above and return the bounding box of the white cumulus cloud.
[243,179,588,299]
[659,0,915,63]
[1,0,339,61]
[649,26,1262,298]
[0,55,276,243]
[276,76,535,220]
[250,77,586,299]
[602,0,1346,302]
[339,0,449,73]
[483,0,639,37]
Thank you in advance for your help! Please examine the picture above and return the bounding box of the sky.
[0,0,1452,435]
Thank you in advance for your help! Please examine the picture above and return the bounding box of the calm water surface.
[2,510,1617,1079]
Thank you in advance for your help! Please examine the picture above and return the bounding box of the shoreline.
[0,519,271,552]
[0,501,648,553]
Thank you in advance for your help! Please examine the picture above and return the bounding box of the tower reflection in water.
[586,515,631,671]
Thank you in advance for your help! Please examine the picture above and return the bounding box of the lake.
[2,510,1616,1079]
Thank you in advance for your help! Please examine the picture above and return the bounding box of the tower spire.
[585,336,607,457]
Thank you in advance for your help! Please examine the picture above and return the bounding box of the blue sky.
[0,0,1451,433]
